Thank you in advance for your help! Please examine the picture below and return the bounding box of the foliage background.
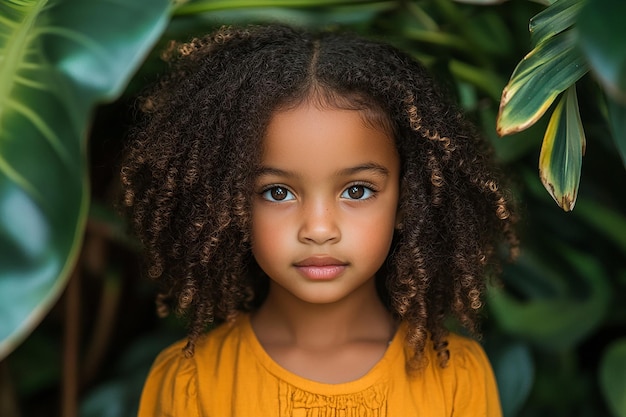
[1,0,625,416]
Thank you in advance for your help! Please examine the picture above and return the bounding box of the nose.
[298,198,341,245]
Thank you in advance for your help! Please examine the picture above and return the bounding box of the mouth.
[294,256,347,280]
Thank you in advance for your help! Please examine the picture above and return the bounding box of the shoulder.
[137,338,197,417]
[435,333,502,416]
[386,327,502,416]
[147,318,244,376]
[426,332,495,387]
[137,317,249,417]
[155,316,249,375]
[445,333,493,373]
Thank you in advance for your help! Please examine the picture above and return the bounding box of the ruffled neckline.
[241,314,405,397]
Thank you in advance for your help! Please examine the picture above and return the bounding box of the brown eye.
[271,187,288,200]
[261,186,294,202]
[347,186,364,199]
[341,185,374,200]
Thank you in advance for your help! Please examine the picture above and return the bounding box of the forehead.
[260,103,398,176]
[276,86,396,139]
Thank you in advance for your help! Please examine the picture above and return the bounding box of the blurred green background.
[1,0,625,416]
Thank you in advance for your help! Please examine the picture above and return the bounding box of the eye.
[341,184,374,200]
[261,186,295,202]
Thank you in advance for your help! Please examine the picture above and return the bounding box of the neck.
[251,279,394,349]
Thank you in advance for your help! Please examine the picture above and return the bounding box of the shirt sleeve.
[137,340,199,417]
[449,335,503,417]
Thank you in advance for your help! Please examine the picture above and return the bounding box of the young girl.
[121,24,518,416]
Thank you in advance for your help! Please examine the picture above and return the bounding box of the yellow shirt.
[138,314,502,416]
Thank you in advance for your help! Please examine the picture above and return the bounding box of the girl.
[121,24,518,416]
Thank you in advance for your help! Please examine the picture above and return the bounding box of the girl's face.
[251,101,400,305]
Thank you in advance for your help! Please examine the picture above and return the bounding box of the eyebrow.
[255,167,297,178]
[255,163,390,179]
[337,163,390,178]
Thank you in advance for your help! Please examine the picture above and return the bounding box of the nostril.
[298,219,340,244]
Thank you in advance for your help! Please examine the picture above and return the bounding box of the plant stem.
[0,360,21,417]
[62,269,80,417]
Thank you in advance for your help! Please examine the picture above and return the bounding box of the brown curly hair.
[120,24,518,371]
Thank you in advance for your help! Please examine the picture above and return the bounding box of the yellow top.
[138,314,502,416]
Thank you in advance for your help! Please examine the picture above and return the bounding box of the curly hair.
[120,24,518,371]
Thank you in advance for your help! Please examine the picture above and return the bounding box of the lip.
[294,256,347,281]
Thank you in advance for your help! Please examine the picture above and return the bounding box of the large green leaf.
[497,29,588,136]
[577,0,626,102]
[599,339,626,417]
[0,0,171,360]
[529,0,583,47]
[538,86,585,211]
[488,245,610,350]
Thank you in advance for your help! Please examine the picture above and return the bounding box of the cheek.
[346,207,397,259]
[251,207,287,261]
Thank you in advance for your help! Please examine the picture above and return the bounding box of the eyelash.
[258,182,378,202]
[259,185,295,202]
[341,182,378,200]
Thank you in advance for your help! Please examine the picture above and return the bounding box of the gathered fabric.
[279,381,387,417]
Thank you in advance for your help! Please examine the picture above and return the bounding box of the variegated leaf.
[497,29,588,136]
[538,86,585,211]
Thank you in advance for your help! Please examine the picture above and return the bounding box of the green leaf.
[449,60,506,101]
[168,3,393,33]
[488,245,610,351]
[405,2,438,31]
[599,339,626,417]
[174,0,393,16]
[480,104,545,164]
[486,338,534,417]
[575,198,626,255]
[402,27,472,53]
[497,29,588,136]
[80,329,184,417]
[577,0,626,102]
[529,0,584,47]
[606,95,626,168]
[538,86,585,211]
[455,9,514,57]
[0,0,171,360]
[452,0,509,4]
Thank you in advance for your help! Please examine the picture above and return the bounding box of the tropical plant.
[497,0,626,211]
[1,0,625,417]
[0,0,171,360]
